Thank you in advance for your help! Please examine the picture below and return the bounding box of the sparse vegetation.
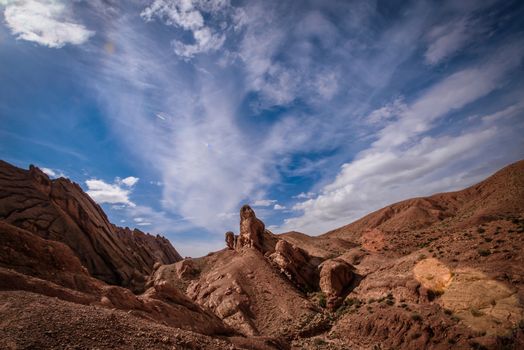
[318,293,327,308]
[411,313,422,322]
[470,308,484,317]
[478,249,491,257]
[313,338,327,346]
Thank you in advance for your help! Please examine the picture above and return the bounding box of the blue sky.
[1,0,524,257]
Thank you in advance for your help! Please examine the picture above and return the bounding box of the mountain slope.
[0,160,181,291]
[322,159,524,242]
[1,159,523,349]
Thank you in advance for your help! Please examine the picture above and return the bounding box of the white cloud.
[253,199,277,207]
[281,43,524,234]
[293,192,315,199]
[89,0,438,237]
[2,0,94,48]
[373,43,524,149]
[425,18,472,65]
[366,98,407,125]
[40,167,65,178]
[137,222,152,226]
[282,127,501,234]
[273,204,285,210]
[85,178,135,207]
[141,0,229,58]
[88,1,524,247]
[120,176,139,187]
[41,167,56,177]
[424,0,497,66]
[236,4,343,108]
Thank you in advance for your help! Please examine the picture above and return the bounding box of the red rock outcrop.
[318,259,354,309]
[185,248,316,337]
[225,231,236,249]
[0,161,181,291]
[268,239,320,292]
[0,220,231,336]
[237,205,266,250]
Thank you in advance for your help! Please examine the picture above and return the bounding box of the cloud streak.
[26,0,521,255]
[282,42,524,234]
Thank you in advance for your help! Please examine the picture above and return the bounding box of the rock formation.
[237,205,265,250]
[225,231,236,249]
[1,159,524,349]
[318,259,354,309]
[0,161,181,292]
[0,220,230,336]
[235,205,278,254]
[268,239,320,292]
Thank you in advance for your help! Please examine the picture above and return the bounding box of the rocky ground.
[1,159,523,349]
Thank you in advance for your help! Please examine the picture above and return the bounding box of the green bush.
[318,293,326,308]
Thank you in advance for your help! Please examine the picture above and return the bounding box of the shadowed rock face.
[225,231,236,249]
[268,240,321,292]
[0,161,182,291]
[0,220,231,336]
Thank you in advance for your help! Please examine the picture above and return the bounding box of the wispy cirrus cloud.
[8,0,519,257]
[86,0,524,242]
[282,41,524,234]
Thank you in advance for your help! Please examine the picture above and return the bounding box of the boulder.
[319,259,354,309]
[269,240,319,292]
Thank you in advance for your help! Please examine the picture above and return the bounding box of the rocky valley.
[1,159,523,349]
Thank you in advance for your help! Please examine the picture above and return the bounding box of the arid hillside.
[0,160,181,292]
[1,160,523,349]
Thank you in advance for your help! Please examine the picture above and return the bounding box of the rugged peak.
[28,164,52,195]
[0,160,182,292]
[237,204,265,250]
[228,204,278,254]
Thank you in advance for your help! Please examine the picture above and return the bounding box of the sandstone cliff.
[0,160,181,291]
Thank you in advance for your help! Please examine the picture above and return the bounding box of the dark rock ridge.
[0,160,182,291]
